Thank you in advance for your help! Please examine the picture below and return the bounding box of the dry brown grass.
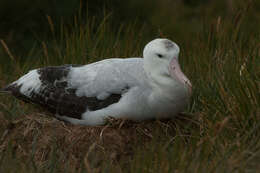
[0,110,192,172]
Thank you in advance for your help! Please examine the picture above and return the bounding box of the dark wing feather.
[3,65,122,119]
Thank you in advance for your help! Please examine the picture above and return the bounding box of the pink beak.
[169,58,192,95]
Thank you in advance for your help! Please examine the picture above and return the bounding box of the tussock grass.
[0,4,260,173]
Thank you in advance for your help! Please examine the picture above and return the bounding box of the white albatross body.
[1,38,192,126]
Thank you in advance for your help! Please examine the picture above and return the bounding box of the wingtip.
[0,84,14,94]
[0,86,11,94]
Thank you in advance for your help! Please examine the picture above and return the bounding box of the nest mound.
[0,112,193,171]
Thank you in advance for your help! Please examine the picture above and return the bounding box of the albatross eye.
[157,54,163,58]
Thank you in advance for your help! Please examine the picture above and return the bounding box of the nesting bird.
[1,38,192,126]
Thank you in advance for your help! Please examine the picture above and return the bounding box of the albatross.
[1,38,192,126]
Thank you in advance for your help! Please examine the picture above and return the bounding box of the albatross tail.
[0,85,12,94]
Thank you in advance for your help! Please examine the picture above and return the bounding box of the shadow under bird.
[1,38,192,126]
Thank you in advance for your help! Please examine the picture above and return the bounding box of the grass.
[0,3,260,173]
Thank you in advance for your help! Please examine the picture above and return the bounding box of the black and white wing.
[2,58,145,119]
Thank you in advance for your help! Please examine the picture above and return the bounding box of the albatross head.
[143,38,192,93]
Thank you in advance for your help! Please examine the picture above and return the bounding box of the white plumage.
[2,38,192,126]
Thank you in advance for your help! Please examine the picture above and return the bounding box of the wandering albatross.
[1,38,192,126]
